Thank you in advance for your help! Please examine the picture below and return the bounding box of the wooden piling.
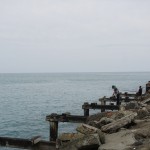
[101,99,106,112]
[84,108,89,117]
[83,102,89,116]
[46,113,87,142]
[50,121,58,142]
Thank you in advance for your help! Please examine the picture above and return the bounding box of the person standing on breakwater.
[136,86,142,96]
[112,85,120,105]
[146,81,150,93]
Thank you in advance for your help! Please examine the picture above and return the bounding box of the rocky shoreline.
[57,92,150,150]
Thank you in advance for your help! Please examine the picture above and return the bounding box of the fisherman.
[146,81,150,93]
[112,85,120,105]
[124,92,130,102]
[136,86,142,96]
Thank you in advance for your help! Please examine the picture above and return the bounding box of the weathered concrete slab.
[99,130,136,150]
[101,113,137,133]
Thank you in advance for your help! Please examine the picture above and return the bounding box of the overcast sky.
[0,0,150,73]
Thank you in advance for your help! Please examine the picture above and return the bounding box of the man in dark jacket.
[112,85,120,105]
[137,86,142,96]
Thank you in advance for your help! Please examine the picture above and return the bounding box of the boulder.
[134,128,150,140]
[137,108,149,119]
[86,112,116,124]
[99,117,114,125]
[76,123,105,144]
[99,130,136,150]
[58,133,84,142]
[125,101,140,110]
[88,117,114,129]
[60,133,101,150]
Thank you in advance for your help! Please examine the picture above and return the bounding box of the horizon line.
[0,71,150,74]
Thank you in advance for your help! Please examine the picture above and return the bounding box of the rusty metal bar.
[0,136,56,150]
[0,136,32,149]
[46,113,87,123]
[100,97,135,101]
[82,103,119,111]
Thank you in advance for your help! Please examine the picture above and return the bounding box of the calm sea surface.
[0,72,150,150]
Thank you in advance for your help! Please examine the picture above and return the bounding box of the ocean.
[0,72,150,150]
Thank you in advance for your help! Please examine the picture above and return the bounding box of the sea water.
[0,72,150,150]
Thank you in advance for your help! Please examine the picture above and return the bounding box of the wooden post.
[50,121,58,142]
[84,108,89,117]
[83,102,89,116]
[101,99,106,112]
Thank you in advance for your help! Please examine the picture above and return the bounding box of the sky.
[0,0,150,73]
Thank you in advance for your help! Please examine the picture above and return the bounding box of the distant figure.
[124,92,130,102]
[146,81,150,93]
[112,85,120,105]
[136,86,142,96]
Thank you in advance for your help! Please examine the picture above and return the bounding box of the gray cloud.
[0,0,150,73]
